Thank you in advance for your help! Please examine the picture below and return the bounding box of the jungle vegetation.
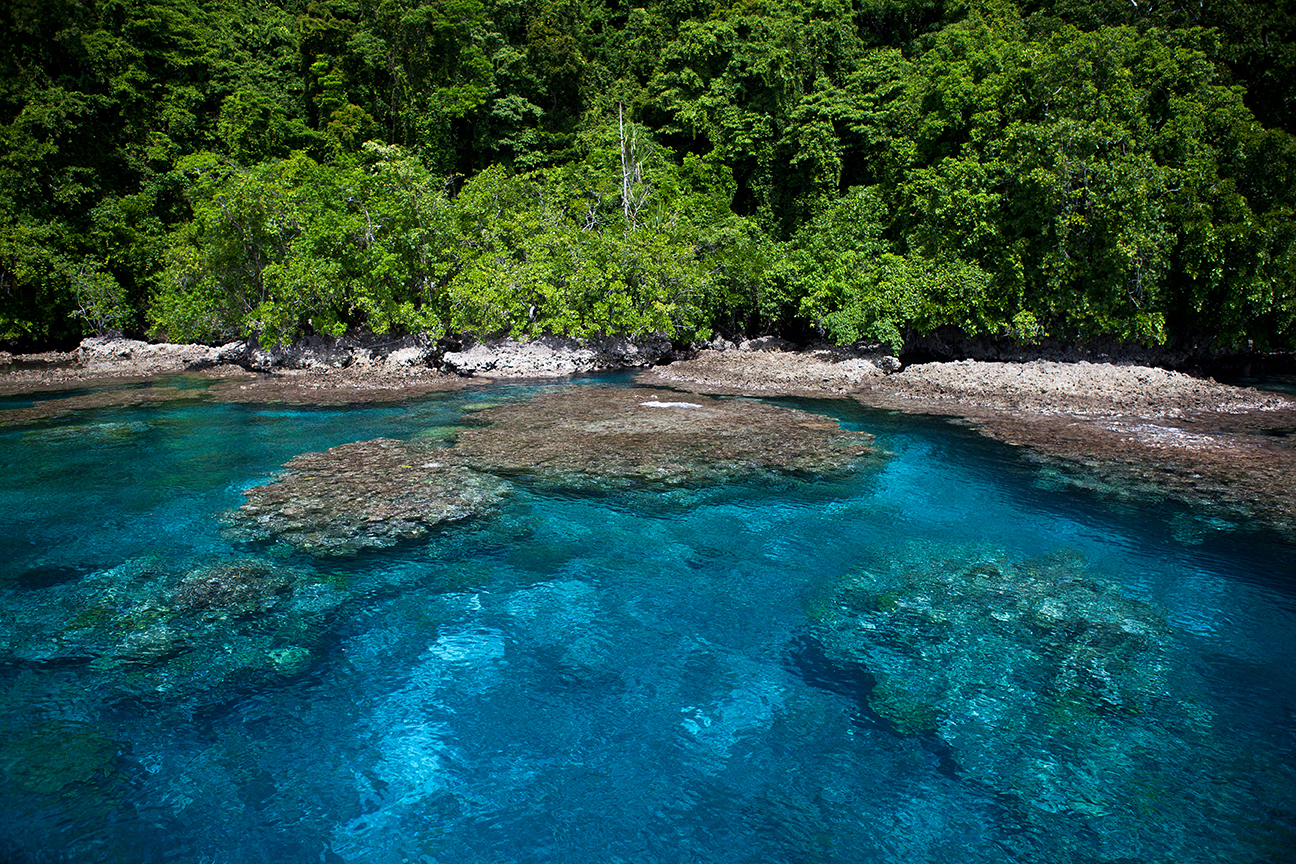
[2,0,1295,353]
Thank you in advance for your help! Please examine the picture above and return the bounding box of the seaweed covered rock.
[224,438,509,555]
[451,387,876,487]
[813,543,1296,862]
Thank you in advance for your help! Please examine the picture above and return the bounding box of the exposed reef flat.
[223,387,877,556]
[0,339,480,425]
[857,359,1296,534]
[449,386,877,487]
[643,351,1296,535]
[224,438,509,556]
[6,337,1293,533]
[858,358,1288,416]
[0,366,475,424]
[199,364,475,405]
[813,541,1296,863]
[0,382,208,425]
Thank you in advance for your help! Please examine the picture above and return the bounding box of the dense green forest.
[3,0,1295,353]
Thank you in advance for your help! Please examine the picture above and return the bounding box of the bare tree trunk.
[619,102,633,227]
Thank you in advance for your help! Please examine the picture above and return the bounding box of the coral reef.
[219,387,875,554]
[0,556,346,703]
[172,561,292,616]
[813,542,1296,862]
[223,438,509,555]
[450,386,877,487]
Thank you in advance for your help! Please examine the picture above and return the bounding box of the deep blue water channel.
[2,374,1294,863]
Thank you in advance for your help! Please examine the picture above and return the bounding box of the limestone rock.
[738,335,796,352]
[638,348,887,396]
[440,334,673,379]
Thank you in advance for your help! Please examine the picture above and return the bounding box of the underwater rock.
[8,564,85,590]
[113,623,189,665]
[813,543,1296,862]
[172,561,291,617]
[119,559,343,698]
[24,420,151,443]
[450,387,876,487]
[224,438,509,555]
[0,555,345,710]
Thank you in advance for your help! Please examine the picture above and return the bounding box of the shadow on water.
[5,565,86,590]
[1216,370,1296,397]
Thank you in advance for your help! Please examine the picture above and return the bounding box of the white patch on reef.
[427,627,506,665]
[638,400,703,408]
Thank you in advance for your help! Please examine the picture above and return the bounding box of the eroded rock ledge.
[0,333,670,419]
[440,333,674,378]
[0,332,673,398]
[638,343,898,396]
[640,350,1296,535]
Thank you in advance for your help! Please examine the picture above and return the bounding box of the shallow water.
[2,376,1294,863]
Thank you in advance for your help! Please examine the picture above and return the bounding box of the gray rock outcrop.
[440,334,673,378]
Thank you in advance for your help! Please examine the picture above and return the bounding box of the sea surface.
[1,373,1293,863]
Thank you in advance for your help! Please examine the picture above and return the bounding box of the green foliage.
[442,122,731,339]
[0,0,1293,353]
[648,0,870,230]
[69,259,131,336]
[152,145,451,344]
[838,5,1296,348]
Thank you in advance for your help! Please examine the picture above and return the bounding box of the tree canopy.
[2,0,1293,353]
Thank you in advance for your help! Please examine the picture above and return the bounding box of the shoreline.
[642,350,1296,537]
[5,337,1294,537]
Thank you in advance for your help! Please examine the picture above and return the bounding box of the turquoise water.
[2,375,1294,863]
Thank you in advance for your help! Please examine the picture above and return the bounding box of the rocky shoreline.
[644,349,1296,535]
[4,335,1294,536]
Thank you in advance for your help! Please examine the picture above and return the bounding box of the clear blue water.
[2,375,1294,863]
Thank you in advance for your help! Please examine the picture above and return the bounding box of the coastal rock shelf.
[450,387,877,487]
[221,387,877,555]
[224,438,510,555]
[813,542,1295,862]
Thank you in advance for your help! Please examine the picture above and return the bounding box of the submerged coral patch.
[224,438,509,555]
[172,561,292,616]
[0,556,346,710]
[450,387,876,487]
[813,543,1296,862]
